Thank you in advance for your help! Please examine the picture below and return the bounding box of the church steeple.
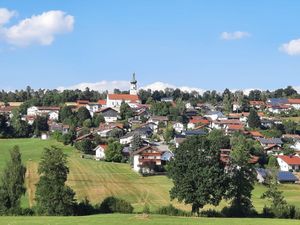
[130,73,138,95]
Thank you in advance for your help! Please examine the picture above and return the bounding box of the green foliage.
[150,102,171,116]
[98,197,133,214]
[35,146,76,216]
[105,142,123,163]
[131,133,143,152]
[156,204,191,217]
[163,126,175,144]
[0,146,26,215]
[59,106,74,123]
[75,139,94,154]
[120,102,134,120]
[248,109,261,129]
[83,119,93,128]
[77,107,92,126]
[267,156,279,169]
[283,120,298,134]
[261,129,283,138]
[225,135,256,217]
[93,114,105,127]
[169,135,227,215]
[32,116,49,136]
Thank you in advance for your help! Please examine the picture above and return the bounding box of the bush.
[74,197,96,216]
[98,197,133,214]
[142,204,150,214]
[156,204,191,217]
[200,209,223,218]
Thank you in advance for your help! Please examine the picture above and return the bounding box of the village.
[1,75,300,183]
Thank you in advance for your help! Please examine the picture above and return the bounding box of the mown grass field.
[0,138,300,213]
[1,214,300,225]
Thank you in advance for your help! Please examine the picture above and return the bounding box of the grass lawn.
[0,214,300,225]
[1,138,300,213]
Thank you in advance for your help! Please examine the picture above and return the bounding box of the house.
[98,99,107,108]
[185,108,198,118]
[174,135,186,148]
[96,123,124,138]
[93,144,108,160]
[77,100,90,108]
[256,168,298,184]
[226,124,244,135]
[99,107,119,123]
[86,103,101,117]
[282,134,300,151]
[49,122,70,134]
[182,129,207,137]
[277,155,300,172]
[261,119,275,129]
[250,101,266,110]
[187,116,210,130]
[132,145,164,173]
[172,122,184,133]
[204,111,227,121]
[287,99,300,110]
[248,131,264,139]
[257,138,283,148]
[27,106,60,120]
[0,106,16,118]
[120,127,153,145]
[148,116,169,126]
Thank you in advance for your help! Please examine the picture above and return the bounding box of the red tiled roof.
[98,99,107,105]
[249,131,264,138]
[278,155,300,165]
[227,124,244,130]
[288,99,300,104]
[189,118,210,125]
[107,94,140,101]
[250,101,265,105]
[99,144,108,151]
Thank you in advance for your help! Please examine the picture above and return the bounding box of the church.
[106,74,141,108]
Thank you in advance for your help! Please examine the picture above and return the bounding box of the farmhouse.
[99,107,119,123]
[132,145,164,173]
[277,155,300,172]
[94,144,108,160]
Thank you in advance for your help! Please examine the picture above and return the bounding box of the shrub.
[74,197,96,216]
[200,209,223,218]
[142,204,150,214]
[98,197,133,214]
[156,204,191,217]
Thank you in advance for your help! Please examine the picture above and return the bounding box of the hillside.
[1,139,300,212]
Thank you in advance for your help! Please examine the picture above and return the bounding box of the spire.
[131,73,137,84]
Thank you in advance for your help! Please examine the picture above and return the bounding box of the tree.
[283,120,297,134]
[105,141,123,162]
[267,156,279,169]
[225,136,256,217]
[120,102,134,120]
[35,146,76,215]
[163,126,175,144]
[11,109,31,138]
[223,93,233,114]
[77,107,91,126]
[168,136,227,215]
[75,139,94,154]
[33,116,49,136]
[59,106,74,123]
[0,146,26,215]
[131,133,143,152]
[261,171,288,217]
[248,109,261,129]
[93,114,105,127]
[0,115,9,137]
[83,119,93,128]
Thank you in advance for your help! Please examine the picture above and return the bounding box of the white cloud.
[141,82,206,94]
[0,8,16,25]
[220,31,250,40]
[280,39,300,56]
[57,80,130,93]
[58,80,206,94]
[0,9,74,47]
[293,86,300,93]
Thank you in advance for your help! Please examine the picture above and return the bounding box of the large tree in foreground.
[168,135,227,215]
[35,146,76,216]
[225,135,256,217]
[0,146,26,215]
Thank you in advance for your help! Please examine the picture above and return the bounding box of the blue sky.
[1,0,300,92]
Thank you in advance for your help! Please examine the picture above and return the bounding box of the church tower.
[130,73,138,95]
